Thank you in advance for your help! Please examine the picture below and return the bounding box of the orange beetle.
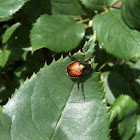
[67,61,85,78]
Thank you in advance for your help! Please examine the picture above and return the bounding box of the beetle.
[66,57,94,101]
[66,60,92,78]
[67,61,85,78]
[66,60,93,100]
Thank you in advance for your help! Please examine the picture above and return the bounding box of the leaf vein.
[49,82,74,139]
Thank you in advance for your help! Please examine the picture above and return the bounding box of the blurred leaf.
[0,15,12,22]
[132,60,140,99]
[0,81,11,105]
[101,71,133,105]
[133,60,140,79]
[93,9,140,59]
[110,95,138,121]
[121,0,140,30]
[51,0,84,19]
[0,0,29,19]
[30,14,85,52]
[121,61,134,80]
[0,57,110,140]
[0,50,11,67]
[133,133,140,140]
[14,65,26,83]
[132,116,140,140]
[133,78,140,97]
[117,113,137,140]
[110,95,138,140]
[2,22,21,44]
[80,0,105,12]
[7,25,31,61]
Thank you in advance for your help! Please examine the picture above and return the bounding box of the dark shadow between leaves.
[107,71,132,99]
[106,63,140,102]
[122,63,140,101]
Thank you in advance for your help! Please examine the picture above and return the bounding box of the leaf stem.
[98,63,107,71]
[78,18,90,23]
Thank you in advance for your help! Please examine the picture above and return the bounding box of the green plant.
[0,0,140,139]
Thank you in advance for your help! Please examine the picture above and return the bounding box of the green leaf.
[73,35,96,67]
[93,9,140,59]
[121,0,140,30]
[110,95,138,140]
[0,50,11,67]
[0,108,11,139]
[2,22,21,44]
[83,35,96,61]
[0,0,29,18]
[133,133,140,140]
[0,57,110,140]
[110,95,138,121]
[101,71,133,105]
[51,0,84,19]
[132,116,140,140]
[117,113,137,140]
[80,0,105,11]
[30,14,85,52]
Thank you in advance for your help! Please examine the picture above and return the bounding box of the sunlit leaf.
[0,57,110,140]
[93,9,140,59]
[30,14,85,52]
[0,0,28,18]
[121,0,140,30]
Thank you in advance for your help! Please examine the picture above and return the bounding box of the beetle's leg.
[81,82,85,101]
[76,81,85,101]
[76,78,80,90]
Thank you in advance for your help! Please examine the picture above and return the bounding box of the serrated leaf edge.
[30,14,85,53]
[0,0,30,19]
